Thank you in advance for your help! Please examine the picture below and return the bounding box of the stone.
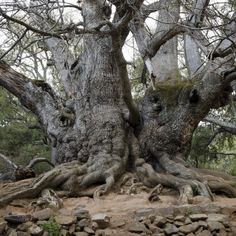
[32,208,53,221]
[174,221,184,227]
[0,220,7,234]
[55,215,76,225]
[154,216,167,228]
[78,219,91,228]
[69,224,76,234]
[187,233,195,236]
[201,205,221,214]
[91,213,110,229]
[73,209,90,220]
[4,214,32,224]
[60,229,69,236]
[16,232,30,236]
[217,229,227,236]
[196,230,212,236]
[128,222,147,233]
[17,222,33,231]
[208,221,225,231]
[207,214,228,223]
[8,229,18,236]
[179,222,200,234]
[157,207,174,217]
[28,224,44,236]
[164,223,179,235]
[83,226,95,234]
[111,219,125,228]
[174,215,185,222]
[189,214,208,221]
[74,232,88,236]
[135,208,155,221]
[198,220,208,229]
[185,217,192,225]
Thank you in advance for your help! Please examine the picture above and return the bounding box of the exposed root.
[148,184,163,202]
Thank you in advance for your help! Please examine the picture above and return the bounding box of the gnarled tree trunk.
[0,0,236,206]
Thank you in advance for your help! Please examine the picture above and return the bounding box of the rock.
[74,232,88,236]
[189,214,208,221]
[174,221,184,227]
[84,226,95,234]
[4,214,32,224]
[73,209,90,220]
[7,229,17,236]
[16,232,30,236]
[17,222,33,231]
[91,213,110,229]
[164,223,179,235]
[154,216,167,228]
[195,230,212,236]
[198,220,208,229]
[32,208,53,221]
[111,219,125,228]
[78,219,91,228]
[186,233,195,236]
[28,224,44,236]
[60,229,69,236]
[69,224,76,234]
[174,215,185,222]
[157,207,174,217]
[128,222,147,233]
[135,208,155,221]
[207,214,228,223]
[201,205,221,214]
[185,217,192,225]
[0,220,7,234]
[55,215,76,225]
[208,221,225,231]
[217,229,227,236]
[179,222,200,234]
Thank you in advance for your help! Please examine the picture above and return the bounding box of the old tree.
[0,0,236,205]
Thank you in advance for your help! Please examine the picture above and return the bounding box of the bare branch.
[204,115,236,135]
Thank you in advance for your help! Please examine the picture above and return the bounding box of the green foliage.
[189,121,236,175]
[40,217,60,236]
[0,88,50,171]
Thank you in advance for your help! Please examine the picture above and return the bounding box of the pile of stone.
[132,213,236,236]
[0,207,111,236]
[0,203,236,236]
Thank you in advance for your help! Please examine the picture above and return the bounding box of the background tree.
[0,0,236,205]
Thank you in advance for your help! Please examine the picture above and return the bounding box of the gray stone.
[32,208,53,221]
[164,223,179,235]
[128,222,147,233]
[74,232,88,236]
[16,232,30,236]
[135,208,154,221]
[207,214,228,223]
[189,214,208,221]
[174,221,184,227]
[8,229,17,236]
[28,224,44,236]
[185,217,192,225]
[198,220,208,229]
[179,222,200,234]
[217,229,227,236]
[60,229,69,236]
[83,226,95,234]
[17,222,33,231]
[208,221,225,231]
[154,216,167,227]
[73,209,90,220]
[91,213,110,229]
[196,230,212,236]
[4,214,31,224]
[174,215,185,222]
[0,220,7,234]
[78,219,91,228]
[55,215,76,225]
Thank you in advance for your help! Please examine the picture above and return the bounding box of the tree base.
[0,153,236,207]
